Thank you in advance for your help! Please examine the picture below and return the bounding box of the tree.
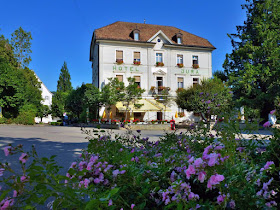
[154,87,173,119]
[0,36,25,118]
[84,85,102,119]
[37,105,51,122]
[223,0,280,120]
[122,77,145,121]
[10,27,32,68]
[57,62,72,93]
[176,78,232,123]
[100,78,125,117]
[51,91,68,118]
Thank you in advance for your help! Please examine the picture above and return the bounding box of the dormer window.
[134,32,139,41]
[177,37,182,44]
[133,28,140,41]
[176,32,183,44]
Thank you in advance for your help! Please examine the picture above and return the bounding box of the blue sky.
[0,0,247,92]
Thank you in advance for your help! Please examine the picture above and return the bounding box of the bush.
[0,116,279,209]
[50,122,63,126]
[14,111,35,125]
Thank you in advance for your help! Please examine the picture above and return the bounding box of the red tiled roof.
[94,21,215,49]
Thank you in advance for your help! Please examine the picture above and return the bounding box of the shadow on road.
[0,136,88,175]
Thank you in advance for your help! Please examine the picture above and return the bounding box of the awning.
[116,99,171,112]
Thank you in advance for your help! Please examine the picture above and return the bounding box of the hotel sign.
[113,65,141,73]
[177,69,200,74]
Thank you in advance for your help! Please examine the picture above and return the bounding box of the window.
[193,78,199,86]
[134,32,139,41]
[192,56,198,65]
[134,76,141,88]
[177,54,183,64]
[116,50,123,62]
[156,53,163,63]
[177,37,182,44]
[177,77,184,88]
[116,75,123,82]
[45,96,49,101]
[134,52,140,62]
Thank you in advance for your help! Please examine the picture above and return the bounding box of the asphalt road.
[0,125,273,175]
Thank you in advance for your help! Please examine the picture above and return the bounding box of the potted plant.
[133,61,141,65]
[178,112,185,118]
[156,62,164,67]
[177,63,183,68]
[116,59,123,65]
[192,64,199,69]
[150,86,155,91]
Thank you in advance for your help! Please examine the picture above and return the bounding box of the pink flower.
[70,162,77,168]
[89,155,98,163]
[198,171,206,183]
[194,158,203,167]
[208,153,219,166]
[131,204,135,209]
[108,199,113,206]
[185,165,195,179]
[87,162,94,171]
[270,110,276,115]
[0,168,4,177]
[13,190,17,198]
[4,146,11,156]
[207,174,224,189]
[84,178,90,188]
[19,153,28,164]
[217,194,226,204]
[1,198,14,209]
[20,176,28,182]
[229,200,236,209]
[263,121,270,128]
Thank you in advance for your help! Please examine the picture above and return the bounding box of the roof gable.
[148,30,173,44]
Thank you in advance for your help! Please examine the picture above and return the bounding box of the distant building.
[34,73,53,123]
[89,21,215,122]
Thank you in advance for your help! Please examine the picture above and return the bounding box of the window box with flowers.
[133,61,141,65]
[158,86,165,91]
[178,112,185,118]
[150,86,156,91]
[192,64,199,69]
[116,59,124,65]
[176,88,184,93]
[156,62,164,67]
[177,63,184,68]
[133,119,140,124]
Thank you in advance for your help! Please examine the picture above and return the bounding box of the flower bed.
[0,117,279,209]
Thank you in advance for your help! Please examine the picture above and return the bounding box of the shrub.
[0,115,279,209]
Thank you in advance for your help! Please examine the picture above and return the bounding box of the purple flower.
[119,148,123,152]
[93,178,100,184]
[4,146,11,156]
[206,100,211,104]
[185,165,195,179]
[217,194,226,204]
[131,204,135,209]
[113,169,119,177]
[194,158,203,167]
[270,110,276,115]
[135,156,139,162]
[13,190,17,198]
[200,92,204,95]
[0,168,4,177]
[19,153,28,164]
[84,178,90,188]
[20,176,28,182]
[198,171,206,183]
[229,200,235,208]
[136,129,141,133]
[217,104,221,107]
[263,161,274,170]
[108,199,113,206]
[131,148,135,153]
[263,121,271,128]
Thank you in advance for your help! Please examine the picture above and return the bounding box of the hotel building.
[89,21,215,122]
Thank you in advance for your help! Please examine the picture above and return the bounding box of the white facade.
[34,73,53,123]
[90,24,215,122]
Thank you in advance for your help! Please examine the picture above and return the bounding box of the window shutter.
[134,76,140,83]
[134,52,140,59]
[116,75,123,82]
[178,77,183,83]
[116,50,123,59]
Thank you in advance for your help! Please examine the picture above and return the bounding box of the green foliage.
[84,85,102,119]
[56,62,72,93]
[51,91,68,118]
[14,104,36,125]
[154,88,174,119]
[10,27,32,68]
[176,78,232,121]
[224,0,280,119]
[1,115,279,209]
